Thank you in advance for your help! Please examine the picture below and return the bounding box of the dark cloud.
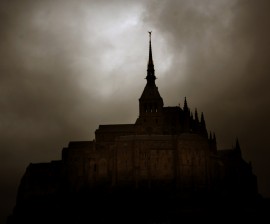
[0,0,146,222]
[1,0,270,223]
[0,1,103,222]
[143,0,270,197]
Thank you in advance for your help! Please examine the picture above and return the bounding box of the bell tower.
[135,32,164,134]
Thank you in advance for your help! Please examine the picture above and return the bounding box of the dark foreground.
[7,188,270,223]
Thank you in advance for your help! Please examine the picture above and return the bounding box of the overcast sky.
[1,0,270,222]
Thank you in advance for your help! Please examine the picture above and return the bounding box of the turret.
[191,108,198,132]
[199,112,208,137]
[183,97,190,132]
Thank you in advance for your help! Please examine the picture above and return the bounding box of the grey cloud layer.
[0,0,270,223]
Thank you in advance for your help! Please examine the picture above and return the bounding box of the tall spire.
[146,31,156,85]
[148,31,154,68]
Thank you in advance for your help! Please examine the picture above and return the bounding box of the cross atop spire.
[146,31,156,85]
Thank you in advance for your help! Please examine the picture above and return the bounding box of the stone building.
[8,34,259,223]
[59,34,257,196]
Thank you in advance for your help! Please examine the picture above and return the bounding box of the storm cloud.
[1,0,270,222]
[144,0,270,198]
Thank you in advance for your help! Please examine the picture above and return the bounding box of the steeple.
[136,32,164,133]
[146,31,156,85]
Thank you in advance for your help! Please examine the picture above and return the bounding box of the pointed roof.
[139,32,163,103]
[148,31,154,69]
[146,31,156,85]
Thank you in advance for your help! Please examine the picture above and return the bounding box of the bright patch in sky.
[78,3,173,98]
[29,1,174,99]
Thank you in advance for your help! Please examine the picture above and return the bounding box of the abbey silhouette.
[8,33,261,223]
